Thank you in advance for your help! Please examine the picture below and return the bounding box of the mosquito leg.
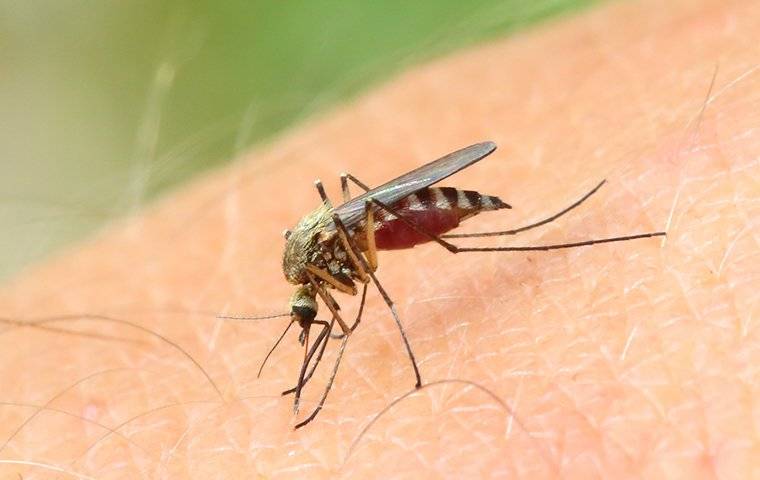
[307,272,351,334]
[341,175,350,202]
[366,268,422,388]
[370,198,665,254]
[345,173,371,191]
[292,323,310,413]
[301,322,310,367]
[295,334,350,429]
[443,179,607,238]
[306,264,356,295]
[314,179,332,208]
[339,171,375,277]
[292,319,331,413]
[331,215,423,388]
[283,318,334,395]
[363,199,378,271]
[330,283,367,340]
[450,232,666,252]
[331,213,370,284]
[340,172,371,201]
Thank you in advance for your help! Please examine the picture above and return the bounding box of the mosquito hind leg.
[443,179,607,238]
[369,198,665,255]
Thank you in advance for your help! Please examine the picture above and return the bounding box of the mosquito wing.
[330,141,497,230]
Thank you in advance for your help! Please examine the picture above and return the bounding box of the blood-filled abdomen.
[373,187,510,250]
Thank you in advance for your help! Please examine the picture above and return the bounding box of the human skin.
[1,0,758,478]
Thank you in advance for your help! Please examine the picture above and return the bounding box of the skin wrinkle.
[555,382,635,466]
[0,367,152,455]
[1,0,759,478]
[71,399,222,475]
[0,401,148,459]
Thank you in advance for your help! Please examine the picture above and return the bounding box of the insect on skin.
[230,141,665,429]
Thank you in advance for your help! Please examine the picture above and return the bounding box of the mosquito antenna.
[257,319,295,378]
[444,179,607,238]
[455,231,666,252]
[217,313,290,321]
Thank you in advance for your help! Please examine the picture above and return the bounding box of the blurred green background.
[0,0,599,281]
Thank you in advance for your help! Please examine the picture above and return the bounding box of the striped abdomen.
[372,187,510,250]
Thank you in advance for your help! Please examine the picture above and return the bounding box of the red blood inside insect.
[371,187,508,250]
[374,208,460,250]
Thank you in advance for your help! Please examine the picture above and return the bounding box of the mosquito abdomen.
[373,187,509,250]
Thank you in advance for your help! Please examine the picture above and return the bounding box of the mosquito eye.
[282,229,292,239]
[293,305,316,322]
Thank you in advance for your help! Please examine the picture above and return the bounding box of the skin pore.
[0,0,758,478]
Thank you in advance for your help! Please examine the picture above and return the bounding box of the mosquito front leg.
[283,318,334,396]
[293,319,331,414]
[306,264,356,295]
[307,272,351,334]
[295,334,349,429]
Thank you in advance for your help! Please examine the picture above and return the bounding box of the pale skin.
[0,0,758,478]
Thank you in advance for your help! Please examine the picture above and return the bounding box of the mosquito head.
[289,284,318,329]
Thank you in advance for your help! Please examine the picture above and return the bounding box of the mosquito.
[231,141,665,428]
